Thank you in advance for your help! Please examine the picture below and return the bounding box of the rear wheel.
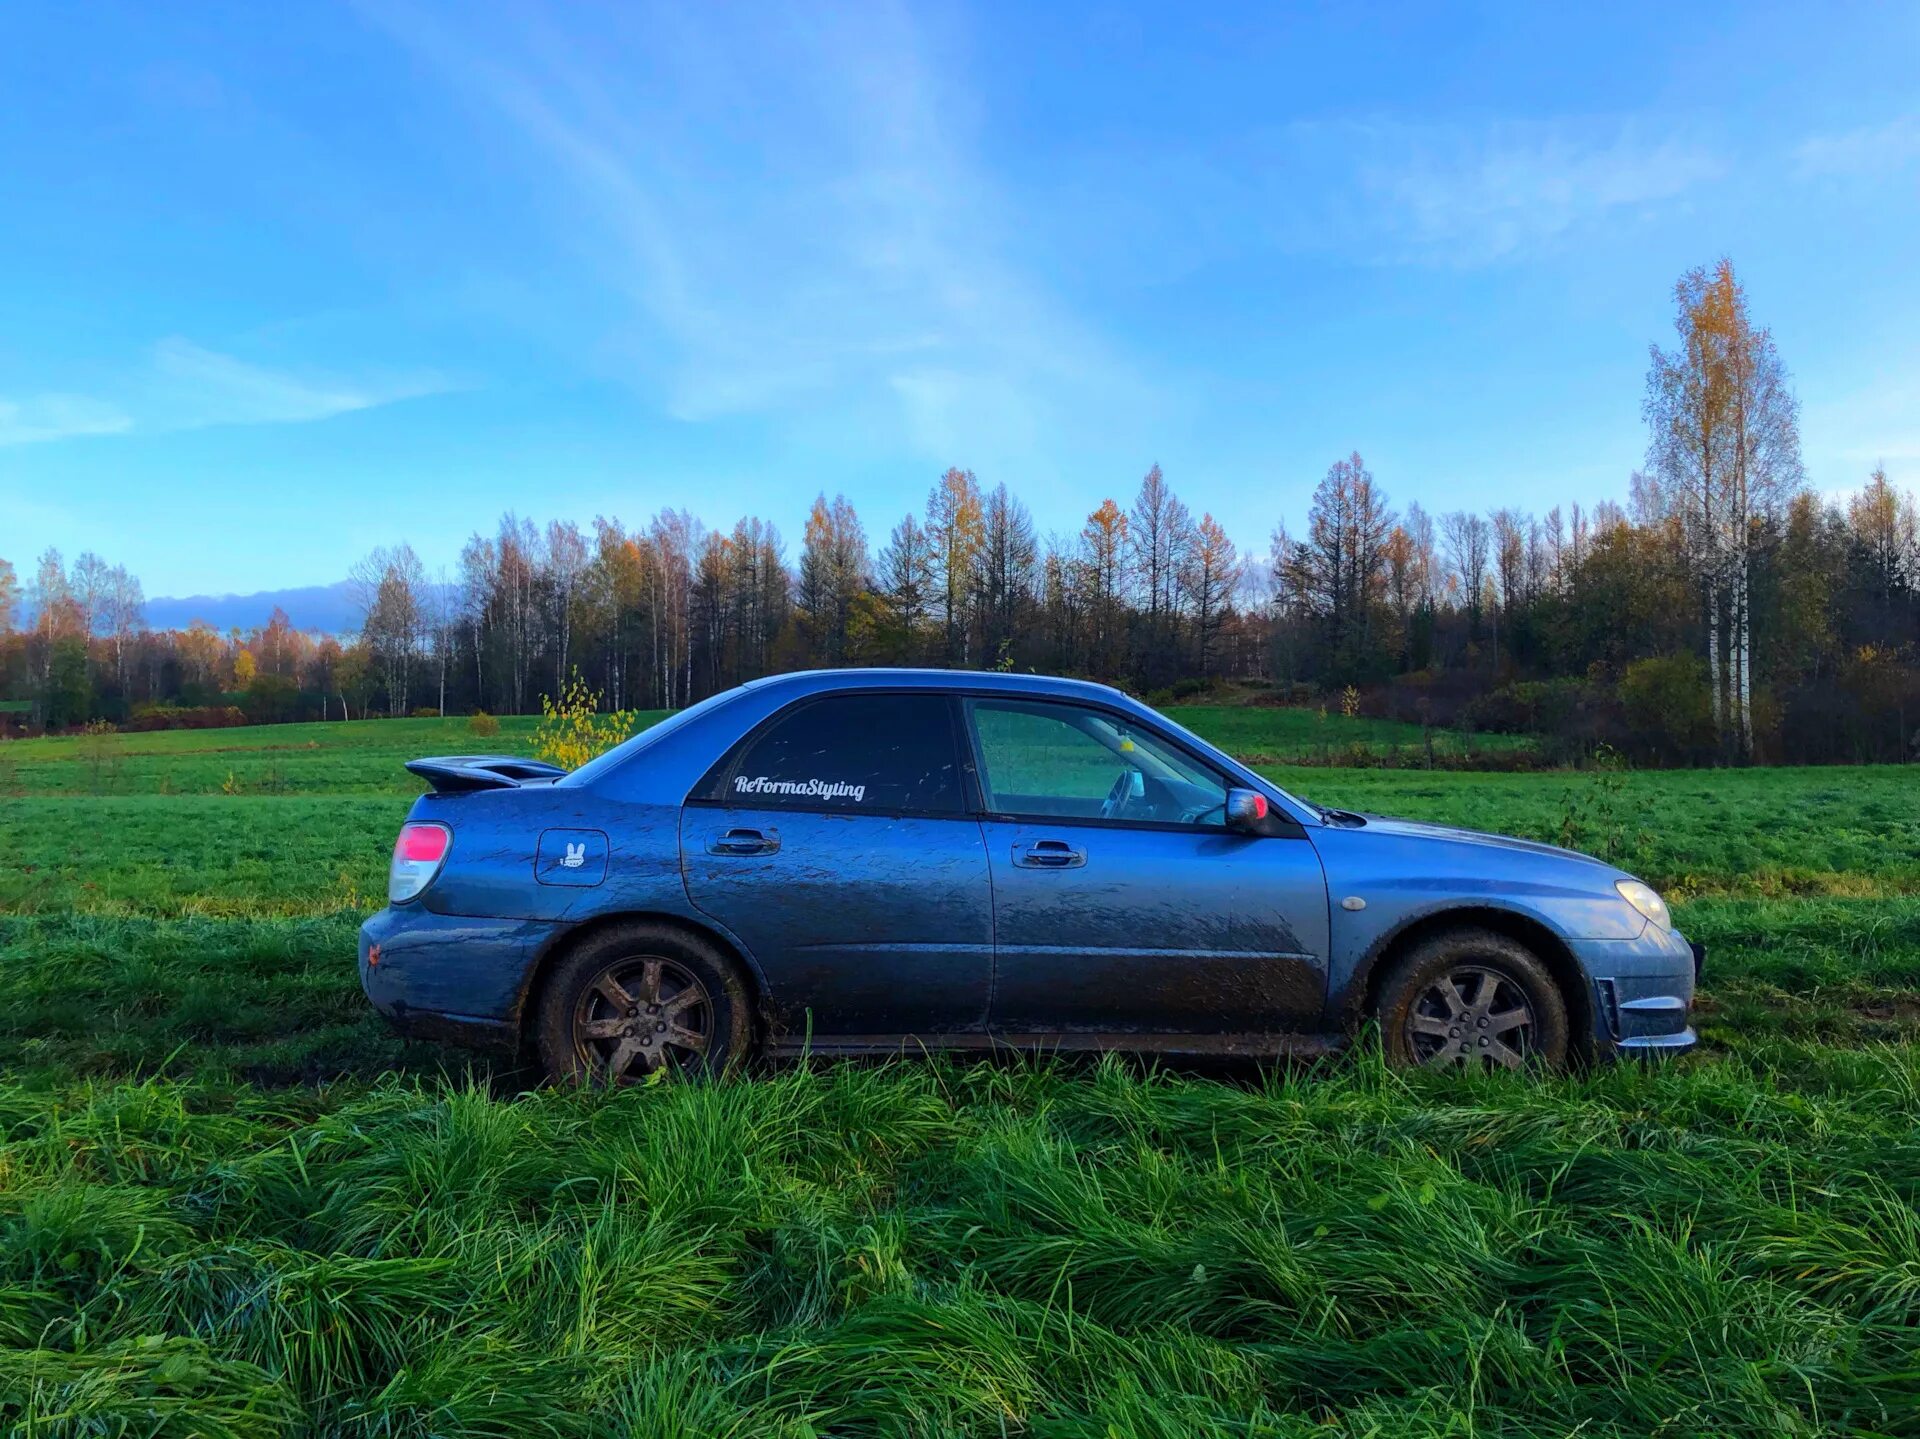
[1375,928,1569,1071]
[535,922,752,1084]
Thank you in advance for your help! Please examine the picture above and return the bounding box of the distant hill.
[142,581,359,636]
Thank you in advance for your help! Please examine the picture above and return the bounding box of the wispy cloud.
[1332,120,1721,265]
[148,339,445,429]
[355,1,1146,457]
[1792,115,1920,178]
[1042,116,1722,278]
[0,341,449,449]
[0,394,133,448]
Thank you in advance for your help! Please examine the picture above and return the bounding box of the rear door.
[680,691,993,1038]
[965,696,1330,1038]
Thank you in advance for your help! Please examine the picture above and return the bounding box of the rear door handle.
[1016,838,1085,869]
[709,826,779,856]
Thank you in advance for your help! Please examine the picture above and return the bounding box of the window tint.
[717,693,965,813]
[968,699,1227,827]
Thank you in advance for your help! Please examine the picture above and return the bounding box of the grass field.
[3,711,1919,1435]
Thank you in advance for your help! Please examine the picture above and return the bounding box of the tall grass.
[3,1052,1915,1435]
[7,712,1920,1433]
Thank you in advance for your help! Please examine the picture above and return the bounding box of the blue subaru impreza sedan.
[360,669,1700,1081]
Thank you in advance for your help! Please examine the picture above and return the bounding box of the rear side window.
[711,693,965,814]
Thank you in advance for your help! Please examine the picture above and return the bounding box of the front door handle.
[1015,838,1085,869]
[709,826,779,856]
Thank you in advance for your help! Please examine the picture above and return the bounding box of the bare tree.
[648,509,699,707]
[351,543,427,714]
[544,520,589,694]
[1441,511,1491,653]
[1850,465,1920,603]
[799,494,868,663]
[1182,513,1241,678]
[975,483,1037,667]
[1283,453,1395,672]
[926,468,983,664]
[0,557,18,636]
[104,565,145,692]
[878,513,935,656]
[1128,465,1192,613]
[1078,498,1129,677]
[458,534,495,710]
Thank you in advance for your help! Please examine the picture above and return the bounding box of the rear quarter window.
[707,692,965,814]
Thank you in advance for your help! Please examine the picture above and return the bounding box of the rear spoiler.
[405,754,569,793]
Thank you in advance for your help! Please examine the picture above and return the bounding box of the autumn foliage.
[532,672,636,771]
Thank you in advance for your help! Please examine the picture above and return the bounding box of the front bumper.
[1574,922,1701,1058]
[359,906,560,1053]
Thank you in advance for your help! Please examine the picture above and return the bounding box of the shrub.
[243,672,299,724]
[410,707,442,719]
[533,673,636,770]
[468,711,501,739]
[1462,678,1586,736]
[1620,654,1714,759]
[79,718,121,794]
[125,705,251,733]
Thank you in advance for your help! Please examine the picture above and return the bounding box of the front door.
[681,691,993,1038]
[964,697,1330,1037]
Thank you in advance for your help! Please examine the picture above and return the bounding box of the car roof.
[738,667,1138,706]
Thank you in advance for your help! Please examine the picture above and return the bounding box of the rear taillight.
[389,822,451,904]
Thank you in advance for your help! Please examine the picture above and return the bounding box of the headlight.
[1615,879,1670,930]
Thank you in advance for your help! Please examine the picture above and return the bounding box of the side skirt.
[764,1030,1347,1061]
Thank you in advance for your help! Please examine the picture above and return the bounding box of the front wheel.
[534,923,752,1084]
[1374,928,1570,1071]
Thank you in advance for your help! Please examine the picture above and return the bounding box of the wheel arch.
[1352,905,1595,1054]
[512,909,771,1051]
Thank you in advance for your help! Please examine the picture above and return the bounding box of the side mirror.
[1224,787,1272,834]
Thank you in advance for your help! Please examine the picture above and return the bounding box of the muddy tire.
[1375,927,1570,1072]
[534,922,752,1084]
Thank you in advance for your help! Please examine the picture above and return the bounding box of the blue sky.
[2,1,1916,599]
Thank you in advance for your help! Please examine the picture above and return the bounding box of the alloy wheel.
[1406,964,1536,1070]
[572,954,713,1082]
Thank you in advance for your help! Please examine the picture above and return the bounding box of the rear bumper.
[1575,923,1701,1059]
[359,906,559,1053]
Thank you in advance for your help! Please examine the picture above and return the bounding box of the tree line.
[3,259,1917,764]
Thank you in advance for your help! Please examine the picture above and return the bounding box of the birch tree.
[1646,259,1803,759]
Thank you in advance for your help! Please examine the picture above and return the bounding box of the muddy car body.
[360,669,1700,1079]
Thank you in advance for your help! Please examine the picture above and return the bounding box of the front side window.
[967,699,1228,827]
[714,692,965,814]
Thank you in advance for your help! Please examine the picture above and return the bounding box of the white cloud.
[354,0,1148,453]
[0,393,133,448]
[1040,117,1723,277]
[1792,116,1920,178]
[1332,120,1722,264]
[0,343,450,449]
[148,339,445,429]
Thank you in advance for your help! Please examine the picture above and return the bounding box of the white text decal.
[735,775,867,803]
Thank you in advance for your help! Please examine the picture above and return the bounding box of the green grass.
[3,1055,1917,1434]
[4,711,1920,1434]
[0,702,1496,799]
[1169,703,1533,762]
[1262,762,1920,899]
[0,714,569,796]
